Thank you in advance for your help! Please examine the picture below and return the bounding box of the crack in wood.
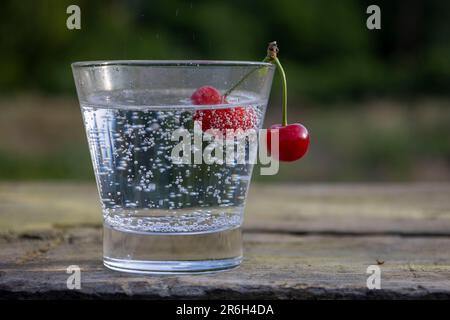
[2,227,450,242]
[245,228,450,238]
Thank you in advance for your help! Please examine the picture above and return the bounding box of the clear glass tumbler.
[72,61,275,274]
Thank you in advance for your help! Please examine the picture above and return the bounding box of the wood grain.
[0,183,449,299]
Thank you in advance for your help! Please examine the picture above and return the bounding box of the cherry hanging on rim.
[190,41,310,162]
[264,41,310,162]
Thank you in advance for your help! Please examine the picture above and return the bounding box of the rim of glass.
[71,60,273,69]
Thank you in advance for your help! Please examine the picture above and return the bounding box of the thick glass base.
[103,224,243,274]
[104,256,242,274]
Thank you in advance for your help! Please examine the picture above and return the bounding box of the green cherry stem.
[223,67,260,98]
[264,41,288,126]
[224,41,288,126]
[223,42,274,98]
[272,56,288,126]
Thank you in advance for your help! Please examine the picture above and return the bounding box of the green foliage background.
[1,0,449,99]
[0,0,449,182]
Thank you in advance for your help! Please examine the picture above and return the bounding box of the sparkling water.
[81,89,266,272]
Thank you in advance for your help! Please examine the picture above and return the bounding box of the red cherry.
[267,123,309,162]
[191,86,256,135]
[191,85,224,105]
[193,107,256,133]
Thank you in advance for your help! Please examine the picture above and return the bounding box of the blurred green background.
[0,0,449,182]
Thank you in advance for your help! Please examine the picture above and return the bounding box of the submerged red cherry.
[267,123,309,162]
[190,85,224,105]
[193,107,256,133]
[191,86,256,134]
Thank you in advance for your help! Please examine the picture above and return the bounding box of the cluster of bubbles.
[82,90,265,233]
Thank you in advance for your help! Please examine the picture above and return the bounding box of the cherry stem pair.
[224,41,288,126]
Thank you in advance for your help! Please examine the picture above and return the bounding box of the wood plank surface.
[1,182,449,299]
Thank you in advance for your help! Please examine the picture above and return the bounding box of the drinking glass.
[72,60,275,274]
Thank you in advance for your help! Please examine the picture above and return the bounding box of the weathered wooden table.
[1,182,449,299]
